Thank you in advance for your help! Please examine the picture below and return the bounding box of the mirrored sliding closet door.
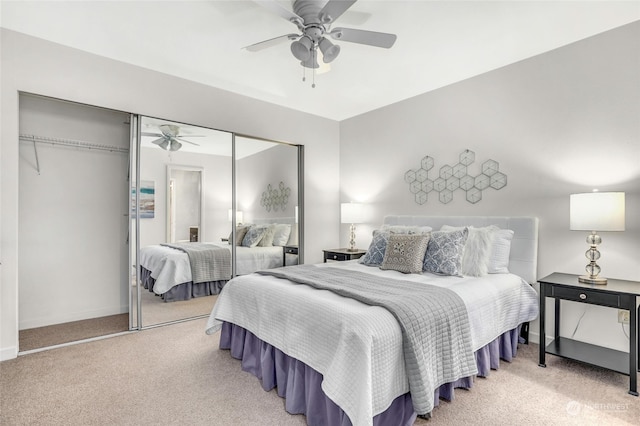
[133,118,304,328]
[134,116,233,328]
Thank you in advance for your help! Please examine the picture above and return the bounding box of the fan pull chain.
[302,64,306,83]
[312,45,317,88]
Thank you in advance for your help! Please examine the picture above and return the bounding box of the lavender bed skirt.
[219,321,522,425]
[140,267,226,302]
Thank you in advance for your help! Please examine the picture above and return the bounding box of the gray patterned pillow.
[258,224,277,247]
[423,228,469,276]
[359,231,389,266]
[229,225,251,246]
[241,225,268,247]
[380,234,430,274]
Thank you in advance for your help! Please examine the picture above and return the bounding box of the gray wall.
[1,29,340,360]
[237,143,299,224]
[340,22,640,350]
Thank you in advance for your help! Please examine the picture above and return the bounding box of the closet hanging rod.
[19,134,130,154]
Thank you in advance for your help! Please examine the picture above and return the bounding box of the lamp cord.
[621,322,630,339]
[570,309,588,339]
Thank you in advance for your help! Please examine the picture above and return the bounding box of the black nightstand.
[538,272,640,396]
[283,245,298,266]
[323,248,366,263]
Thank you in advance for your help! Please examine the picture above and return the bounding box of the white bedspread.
[139,242,284,294]
[205,261,539,426]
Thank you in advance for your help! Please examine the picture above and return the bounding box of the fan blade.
[150,138,165,146]
[329,27,397,48]
[142,132,163,137]
[243,34,300,52]
[254,0,303,26]
[159,124,181,137]
[318,0,357,24]
[175,137,200,147]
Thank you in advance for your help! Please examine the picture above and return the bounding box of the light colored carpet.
[138,288,217,327]
[19,313,129,352]
[2,319,639,425]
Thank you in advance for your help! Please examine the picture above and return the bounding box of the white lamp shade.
[570,192,625,231]
[228,209,243,224]
[341,203,365,224]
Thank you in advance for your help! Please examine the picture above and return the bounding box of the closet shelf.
[19,134,130,154]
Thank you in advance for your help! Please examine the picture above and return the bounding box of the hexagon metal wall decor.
[260,181,291,212]
[404,149,507,204]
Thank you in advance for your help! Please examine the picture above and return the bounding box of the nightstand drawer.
[551,286,620,308]
[327,252,349,261]
[284,246,298,255]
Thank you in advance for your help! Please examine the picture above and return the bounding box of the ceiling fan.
[142,124,202,152]
[244,0,397,76]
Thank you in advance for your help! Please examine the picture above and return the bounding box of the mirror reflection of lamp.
[228,209,243,225]
[570,191,625,285]
[341,202,365,252]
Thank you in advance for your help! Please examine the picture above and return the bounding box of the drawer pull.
[579,293,587,300]
[333,255,337,259]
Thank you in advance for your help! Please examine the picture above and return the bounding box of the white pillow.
[258,224,277,247]
[441,225,496,277]
[488,229,514,274]
[286,225,299,246]
[271,224,292,246]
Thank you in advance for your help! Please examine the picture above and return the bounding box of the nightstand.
[538,272,640,396]
[283,245,298,266]
[323,248,366,263]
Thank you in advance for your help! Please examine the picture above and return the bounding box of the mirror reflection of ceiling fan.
[142,124,203,152]
[244,0,397,76]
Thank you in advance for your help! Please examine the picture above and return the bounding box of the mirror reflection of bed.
[136,117,301,328]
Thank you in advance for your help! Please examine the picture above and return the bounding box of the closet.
[18,94,131,351]
[17,94,304,350]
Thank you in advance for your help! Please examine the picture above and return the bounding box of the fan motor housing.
[293,0,324,25]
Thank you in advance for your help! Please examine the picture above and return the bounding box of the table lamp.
[570,192,625,284]
[341,202,365,252]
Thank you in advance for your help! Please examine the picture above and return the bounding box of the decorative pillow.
[271,224,292,246]
[286,225,299,246]
[242,225,268,247]
[258,224,278,247]
[229,225,251,246]
[423,228,469,276]
[441,225,496,276]
[359,231,390,266]
[380,233,430,274]
[488,229,514,273]
[379,224,432,235]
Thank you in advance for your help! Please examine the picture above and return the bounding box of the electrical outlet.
[618,310,630,324]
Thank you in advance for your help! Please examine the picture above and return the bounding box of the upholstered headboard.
[383,216,539,284]
[253,217,298,246]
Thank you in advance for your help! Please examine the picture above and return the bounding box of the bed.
[139,220,298,302]
[205,216,539,425]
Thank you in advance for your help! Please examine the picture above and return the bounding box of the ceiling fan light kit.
[142,123,202,152]
[248,0,397,87]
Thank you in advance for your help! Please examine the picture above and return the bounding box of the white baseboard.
[528,330,540,345]
[0,346,18,361]
[19,304,129,330]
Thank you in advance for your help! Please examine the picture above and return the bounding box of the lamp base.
[346,248,359,252]
[578,275,607,285]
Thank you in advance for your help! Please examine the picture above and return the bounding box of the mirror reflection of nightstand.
[283,245,298,266]
[189,226,199,242]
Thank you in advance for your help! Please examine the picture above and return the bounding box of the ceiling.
[2,1,639,121]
